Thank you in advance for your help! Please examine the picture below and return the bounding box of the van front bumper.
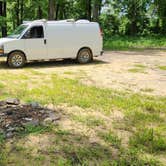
[0,53,7,57]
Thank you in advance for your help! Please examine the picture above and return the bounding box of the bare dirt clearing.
[1,50,165,96]
[0,50,166,165]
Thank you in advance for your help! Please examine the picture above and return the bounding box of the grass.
[128,68,146,73]
[0,72,165,113]
[104,36,166,50]
[158,66,166,70]
[98,130,121,148]
[0,133,5,144]
[134,64,146,68]
[0,68,165,165]
[130,128,166,153]
[72,114,105,127]
[18,124,53,136]
[128,63,147,73]
[140,88,154,93]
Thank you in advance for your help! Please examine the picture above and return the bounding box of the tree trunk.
[20,0,24,23]
[86,0,91,21]
[1,1,7,37]
[161,18,166,34]
[128,2,138,36]
[130,20,137,36]
[0,1,2,16]
[55,3,59,20]
[38,5,42,19]
[93,0,101,22]
[59,7,63,20]
[16,0,20,26]
[48,0,55,20]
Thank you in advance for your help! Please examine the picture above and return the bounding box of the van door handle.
[44,39,47,44]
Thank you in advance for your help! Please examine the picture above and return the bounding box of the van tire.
[7,51,26,68]
[77,48,92,64]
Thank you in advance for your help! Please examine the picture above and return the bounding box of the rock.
[6,110,13,115]
[23,117,33,121]
[6,127,15,132]
[24,119,39,126]
[29,102,41,108]
[47,104,55,110]
[39,110,45,114]
[0,113,5,116]
[6,98,20,105]
[0,129,4,134]
[0,99,60,139]
[0,101,6,106]
[6,132,14,138]
[43,117,53,125]
[43,114,60,125]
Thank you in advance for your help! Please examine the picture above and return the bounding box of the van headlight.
[0,45,4,54]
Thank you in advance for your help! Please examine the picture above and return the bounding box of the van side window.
[24,26,44,39]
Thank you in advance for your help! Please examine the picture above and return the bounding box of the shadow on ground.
[0,58,108,69]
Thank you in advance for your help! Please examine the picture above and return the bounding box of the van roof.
[23,19,97,25]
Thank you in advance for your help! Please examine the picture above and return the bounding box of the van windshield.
[8,25,28,39]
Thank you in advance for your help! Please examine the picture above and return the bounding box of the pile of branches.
[0,99,60,138]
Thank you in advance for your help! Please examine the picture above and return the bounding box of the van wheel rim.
[80,51,90,63]
[11,55,23,67]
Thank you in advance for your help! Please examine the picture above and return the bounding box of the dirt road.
[0,50,166,96]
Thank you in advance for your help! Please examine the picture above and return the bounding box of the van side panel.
[75,23,102,56]
[46,23,102,59]
[46,23,76,59]
[4,40,25,55]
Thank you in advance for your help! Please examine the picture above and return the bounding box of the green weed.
[130,128,166,153]
[158,66,166,70]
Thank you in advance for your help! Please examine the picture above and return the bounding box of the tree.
[48,0,55,20]
[118,0,149,35]
[92,0,102,21]
[155,0,166,34]
[0,0,165,37]
[20,0,24,23]
[0,1,2,16]
[15,0,20,26]
[86,0,91,21]
[1,0,7,37]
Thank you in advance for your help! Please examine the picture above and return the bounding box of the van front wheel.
[77,48,92,64]
[7,51,26,68]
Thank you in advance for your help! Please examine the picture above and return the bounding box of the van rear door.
[22,25,47,60]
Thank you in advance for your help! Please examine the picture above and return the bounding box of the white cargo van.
[0,19,103,68]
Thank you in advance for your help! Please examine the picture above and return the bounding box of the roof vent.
[76,20,90,23]
[66,19,75,22]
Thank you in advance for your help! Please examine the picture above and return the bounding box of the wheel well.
[77,47,93,58]
[8,50,27,61]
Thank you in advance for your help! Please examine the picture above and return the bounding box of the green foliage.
[104,36,166,50]
[19,124,52,136]
[115,148,161,166]
[72,115,105,127]
[130,128,166,153]
[154,0,166,33]
[0,133,5,144]
[0,0,166,37]
[99,131,121,148]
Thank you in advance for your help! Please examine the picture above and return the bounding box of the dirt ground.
[1,50,166,96]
